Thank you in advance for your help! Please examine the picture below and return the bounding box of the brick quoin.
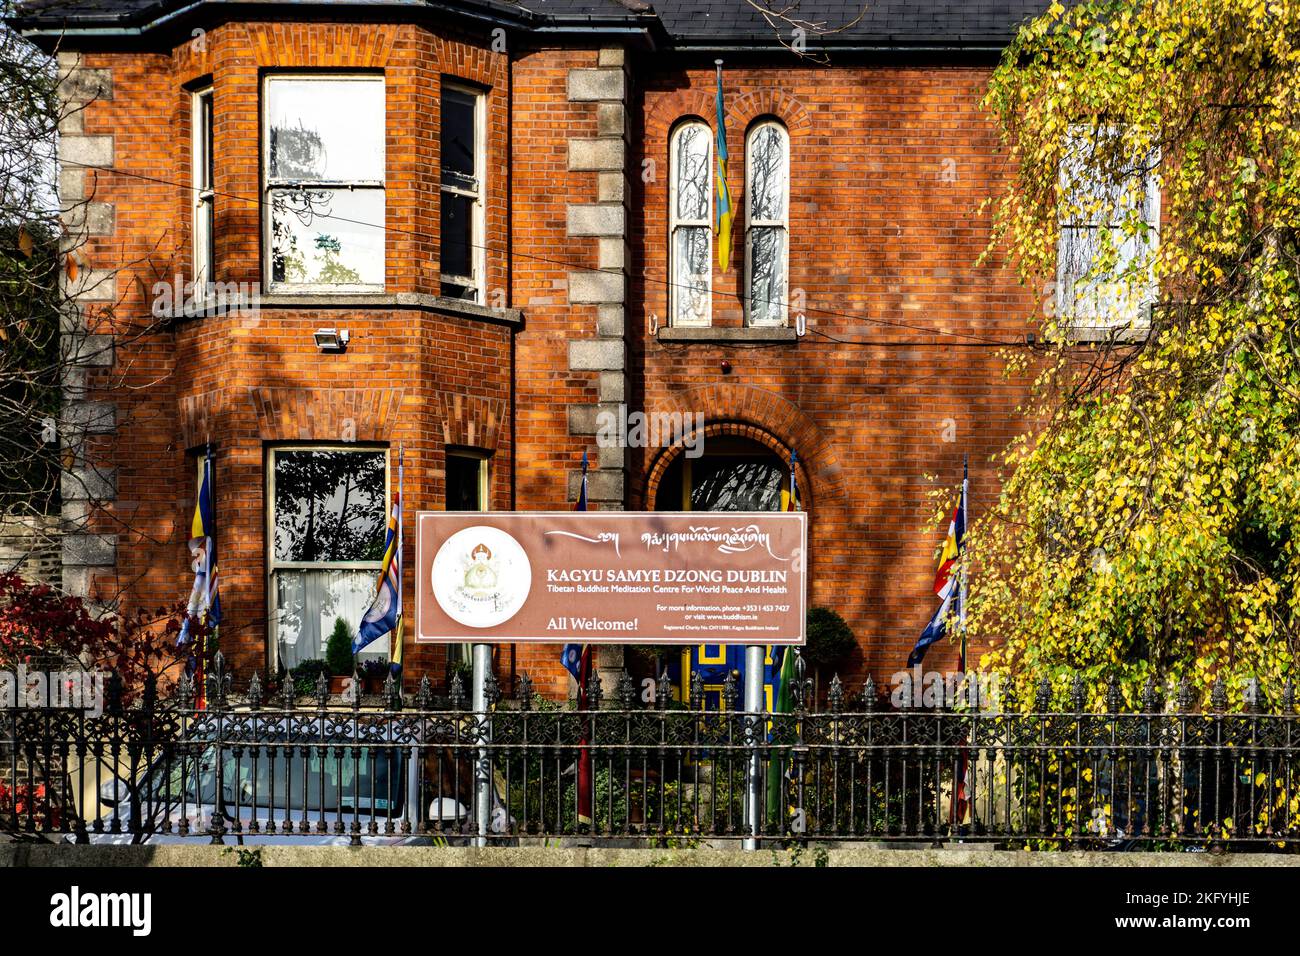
[41,10,1040,701]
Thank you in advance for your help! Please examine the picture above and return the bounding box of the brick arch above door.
[639,383,846,510]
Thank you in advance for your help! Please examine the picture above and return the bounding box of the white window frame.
[668,119,713,327]
[440,81,487,304]
[192,87,214,301]
[266,444,391,672]
[1055,125,1160,336]
[262,73,386,294]
[744,119,790,328]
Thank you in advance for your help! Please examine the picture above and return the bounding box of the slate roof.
[11,0,1053,47]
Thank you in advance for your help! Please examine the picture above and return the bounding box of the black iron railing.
[3,653,1299,849]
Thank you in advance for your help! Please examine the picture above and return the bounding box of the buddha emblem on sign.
[463,543,499,595]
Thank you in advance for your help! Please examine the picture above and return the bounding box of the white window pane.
[269,188,384,286]
[275,569,380,671]
[674,124,710,222]
[748,124,786,221]
[268,78,384,182]
[748,226,786,325]
[673,225,710,325]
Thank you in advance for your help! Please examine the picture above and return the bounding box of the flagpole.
[472,438,494,845]
[395,443,404,677]
[959,455,969,668]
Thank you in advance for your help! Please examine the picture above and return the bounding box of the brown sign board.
[414,512,807,645]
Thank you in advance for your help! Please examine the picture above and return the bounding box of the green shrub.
[803,607,856,667]
[325,618,354,676]
[290,659,329,696]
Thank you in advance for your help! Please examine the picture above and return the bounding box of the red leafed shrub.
[0,572,200,703]
[0,782,62,830]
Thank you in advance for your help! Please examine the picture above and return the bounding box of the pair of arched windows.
[668,118,789,328]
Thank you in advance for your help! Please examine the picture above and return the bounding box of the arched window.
[745,120,789,327]
[654,436,792,512]
[669,120,713,326]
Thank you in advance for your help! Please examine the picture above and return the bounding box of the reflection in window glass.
[670,121,712,326]
[1056,127,1159,327]
[745,121,789,327]
[270,448,388,671]
[264,75,385,290]
[269,188,385,286]
[654,437,788,512]
[440,84,484,301]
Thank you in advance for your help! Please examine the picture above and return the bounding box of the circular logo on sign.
[431,525,532,628]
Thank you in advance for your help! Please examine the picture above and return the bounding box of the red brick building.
[13,0,1051,698]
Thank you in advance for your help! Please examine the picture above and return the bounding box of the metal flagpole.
[959,455,968,643]
[743,644,765,850]
[471,642,492,847]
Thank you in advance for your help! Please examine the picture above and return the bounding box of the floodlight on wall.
[314,328,350,353]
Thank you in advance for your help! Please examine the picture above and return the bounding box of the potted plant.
[325,617,355,695]
[803,606,857,705]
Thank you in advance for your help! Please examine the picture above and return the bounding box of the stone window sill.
[656,326,798,344]
[175,293,523,327]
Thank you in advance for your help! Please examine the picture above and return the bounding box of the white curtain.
[275,569,384,670]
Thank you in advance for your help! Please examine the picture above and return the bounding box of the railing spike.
[617,669,637,709]
[384,673,402,711]
[656,669,671,710]
[314,670,330,709]
[485,669,501,707]
[247,671,263,710]
[1140,678,1158,713]
[1175,676,1194,712]
[722,669,739,710]
[1105,675,1122,713]
[1210,675,1227,713]
[449,671,467,710]
[861,674,877,712]
[689,670,704,710]
[1283,678,1295,713]
[585,668,601,709]
[279,671,296,710]
[416,674,435,711]
[828,674,844,713]
[1070,673,1085,711]
[1035,676,1052,712]
[517,672,534,710]
[175,672,195,710]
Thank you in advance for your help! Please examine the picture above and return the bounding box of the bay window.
[669,120,713,326]
[192,87,213,298]
[440,82,485,302]
[268,446,388,671]
[744,120,789,327]
[264,74,385,291]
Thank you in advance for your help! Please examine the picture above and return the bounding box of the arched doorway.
[652,434,794,512]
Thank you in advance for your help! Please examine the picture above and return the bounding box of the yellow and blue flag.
[909,459,968,666]
[715,62,734,272]
[178,449,220,645]
[356,447,403,675]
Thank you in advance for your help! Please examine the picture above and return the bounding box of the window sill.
[656,326,798,344]
[176,293,523,327]
[1059,323,1150,344]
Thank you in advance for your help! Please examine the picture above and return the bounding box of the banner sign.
[414,512,806,645]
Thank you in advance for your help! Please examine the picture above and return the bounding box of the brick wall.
[62,17,1040,698]
[630,62,1037,685]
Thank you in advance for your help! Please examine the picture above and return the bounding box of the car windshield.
[153,745,406,814]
